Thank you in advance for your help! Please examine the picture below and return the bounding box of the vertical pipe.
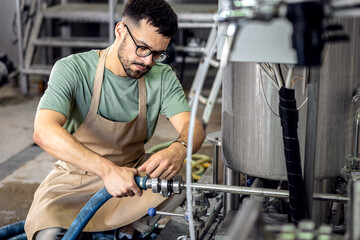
[354,121,359,157]
[37,0,41,12]
[109,0,115,43]
[304,67,321,219]
[213,143,219,184]
[15,0,28,94]
[311,179,323,225]
[206,131,221,185]
[350,178,360,240]
[224,166,239,213]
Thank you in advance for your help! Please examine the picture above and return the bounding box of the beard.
[117,40,152,79]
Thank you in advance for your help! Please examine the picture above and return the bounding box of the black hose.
[278,87,307,223]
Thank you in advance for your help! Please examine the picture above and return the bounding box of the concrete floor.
[0,77,222,228]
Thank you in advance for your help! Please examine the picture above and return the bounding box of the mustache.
[133,62,151,71]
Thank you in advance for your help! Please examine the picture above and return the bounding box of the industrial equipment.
[180,0,360,239]
[3,0,360,239]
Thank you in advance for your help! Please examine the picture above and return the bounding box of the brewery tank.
[221,18,360,180]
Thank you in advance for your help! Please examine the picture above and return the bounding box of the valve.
[147,207,188,219]
[143,175,185,197]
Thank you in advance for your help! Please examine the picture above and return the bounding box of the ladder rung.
[43,3,122,22]
[22,65,52,76]
[42,3,217,23]
[34,38,110,48]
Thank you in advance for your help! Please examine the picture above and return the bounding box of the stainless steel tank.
[222,18,360,180]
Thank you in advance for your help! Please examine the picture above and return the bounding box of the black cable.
[278,87,307,223]
[277,64,285,87]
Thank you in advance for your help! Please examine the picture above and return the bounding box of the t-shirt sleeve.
[160,66,190,118]
[37,58,78,118]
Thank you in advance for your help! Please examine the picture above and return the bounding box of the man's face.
[117,19,170,79]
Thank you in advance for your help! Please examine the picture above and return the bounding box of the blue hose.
[62,176,146,240]
[0,220,25,239]
[8,232,27,240]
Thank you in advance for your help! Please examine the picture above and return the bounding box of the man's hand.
[138,143,186,179]
[33,110,144,198]
[101,164,142,198]
[138,111,205,180]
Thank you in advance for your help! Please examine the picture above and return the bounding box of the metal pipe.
[184,182,349,202]
[206,131,221,185]
[224,167,239,213]
[155,211,184,218]
[227,200,261,240]
[304,67,321,219]
[109,0,115,43]
[355,122,359,157]
[15,0,28,94]
[199,198,223,240]
[213,143,219,185]
[349,178,360,240]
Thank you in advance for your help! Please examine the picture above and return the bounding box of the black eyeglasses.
[124,24,168,63]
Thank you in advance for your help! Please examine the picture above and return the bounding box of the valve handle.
[147,207,188,219]
[148,207,157,217]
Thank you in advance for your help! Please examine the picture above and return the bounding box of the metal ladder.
[188,24,223,128]
[15,0,118,94]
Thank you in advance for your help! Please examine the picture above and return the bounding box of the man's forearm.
[33,117,114,178]
[176,119,205,153]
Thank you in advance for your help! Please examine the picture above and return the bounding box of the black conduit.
[278,87,307,223]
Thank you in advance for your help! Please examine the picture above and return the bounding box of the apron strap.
[90,47,147,123]
[89,48,109,113]
[138,77,147,122]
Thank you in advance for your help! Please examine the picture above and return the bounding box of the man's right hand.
[33,109,142,198]
[101,165,142,198]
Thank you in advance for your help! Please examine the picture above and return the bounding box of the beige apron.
[25,48,181,239]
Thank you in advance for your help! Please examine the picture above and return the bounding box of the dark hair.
[122,0,178,38]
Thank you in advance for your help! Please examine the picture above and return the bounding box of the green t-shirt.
[38,50,190,142]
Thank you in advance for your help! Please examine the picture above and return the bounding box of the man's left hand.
[138,143,186,179]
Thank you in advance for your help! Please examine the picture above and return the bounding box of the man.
[24,0,205,239]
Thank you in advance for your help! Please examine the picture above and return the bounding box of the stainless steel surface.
[304,66,320,219]
[145,176,183,197]
[206,131,222,147]
[224,167,239,213]
[187,182,349,202]
[206,131,222,184]
[227,200,261,240]
[222,18,360,180]
[143,175,348,203]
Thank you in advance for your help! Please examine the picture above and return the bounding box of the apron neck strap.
[89,47,109,113]
[138,77,146,121]
[90,47,147,121]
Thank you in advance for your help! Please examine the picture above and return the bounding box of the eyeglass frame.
[124,24,169,62]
